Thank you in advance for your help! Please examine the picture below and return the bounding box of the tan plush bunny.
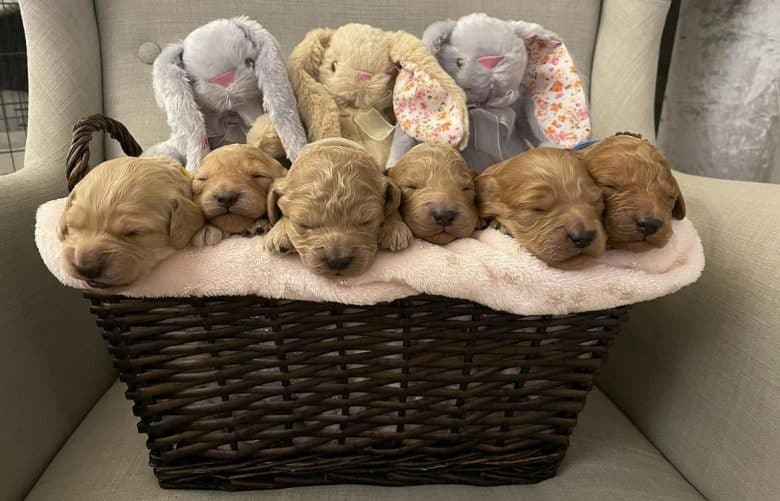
[249,23,469,168]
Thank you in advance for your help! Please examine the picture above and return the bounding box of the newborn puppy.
[388,143,479,244]
[191,144,287,247]
[578,135,686,251]
[265,138,412,276]
[58,156,204,288]
[477,148,606,267]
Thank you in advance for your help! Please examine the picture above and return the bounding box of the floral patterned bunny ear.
[389,31,469,150]
[520,24,591,147]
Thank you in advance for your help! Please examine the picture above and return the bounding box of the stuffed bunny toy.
[422,13,591,172]
[271,23,469,168]
[144,16,307,171]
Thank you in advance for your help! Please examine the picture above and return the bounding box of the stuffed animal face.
[183,19,261,111]
[318,24,397,109]
[426,14,530,108]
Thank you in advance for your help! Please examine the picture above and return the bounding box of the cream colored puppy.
[191,144,287,247]
[265,138,412,276]
[58,156,204,288]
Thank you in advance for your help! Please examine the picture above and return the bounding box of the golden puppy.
[57,156,204,288]
[388,143,479,244]
[265,138,412,276]
[477,148,606,267]
[191,144,287,247]
[578,135,686,251]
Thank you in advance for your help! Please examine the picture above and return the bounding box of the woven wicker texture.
[65,114,142,191]
[88,293,628,490]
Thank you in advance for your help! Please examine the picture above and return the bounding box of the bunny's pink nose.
[355,69,373,81]
[210,70,236,87]
[478,55,504,70]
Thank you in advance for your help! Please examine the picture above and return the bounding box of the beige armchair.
[2,1,777,499]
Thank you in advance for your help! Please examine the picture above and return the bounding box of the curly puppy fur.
[266,138,412,276]
[191,144,287,247]
[288,24,468,166]
[389,143,479,244]
[477,148,606,268]
[57,157,204,288]
[578,135,686,252]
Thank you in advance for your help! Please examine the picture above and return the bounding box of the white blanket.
[35,198,704,315]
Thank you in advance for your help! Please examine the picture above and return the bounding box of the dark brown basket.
[68,115,630,490]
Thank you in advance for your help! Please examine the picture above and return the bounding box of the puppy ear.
[232,16,308,161]
[422,19,456,55]
[169,198,205,249]
[389,30,469,150]
[288,28,341,141]
[475,174,506,219]
[57,195,73,241]
[266,178,285,224]
[383,176,403,217]
[151,42,208,171]
[673,188,686,220]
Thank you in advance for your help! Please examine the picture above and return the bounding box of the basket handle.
[65,114,143,192]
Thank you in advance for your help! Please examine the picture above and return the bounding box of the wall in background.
[658,0,780,183]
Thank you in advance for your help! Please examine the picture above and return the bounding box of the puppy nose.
[75,263,102,279]
[326,255,353,271]
[569,230,596,249]
[478,55,504,70]
[355,69,373,81]
[431,208,458,226]
[636,217,663,236]
[215,191,239,208]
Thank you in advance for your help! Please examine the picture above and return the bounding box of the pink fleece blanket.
[35,198,704,315]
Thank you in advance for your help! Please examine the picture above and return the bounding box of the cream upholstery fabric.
[27,381,702,501]
[591,0,671,141]
[94,0,601,159]
[599,173,780,500]
[0,2,115,501]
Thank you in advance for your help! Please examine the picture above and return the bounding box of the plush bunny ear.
[231,16,308,161]
[389,31,469,150]
[515,21,591,148]
[152,43,209,171]
[288,28,342,142]
[422,19,456,55]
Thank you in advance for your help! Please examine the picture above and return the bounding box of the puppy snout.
[636,217,663,236]
[325,254,354,271]
[75,263,102,279]
[214,191,239,209]
[431,208,458,227]
[569,230,596,249]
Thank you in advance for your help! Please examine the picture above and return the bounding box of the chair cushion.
[27,381,702,500]
[92,0,602,159]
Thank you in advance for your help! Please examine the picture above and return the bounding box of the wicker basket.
[67,115,629,490]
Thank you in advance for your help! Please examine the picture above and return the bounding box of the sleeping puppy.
[191,144,287,247]
[388,143,479,244]
[477,148,606,268]
[265,138,412,276]
[578,134,686,251]
[57,156,204,288]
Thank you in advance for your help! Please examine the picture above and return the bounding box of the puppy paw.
[246,218,272,236]
[265,223,295,254]
[379,219,413,251]
[191,224,227,248]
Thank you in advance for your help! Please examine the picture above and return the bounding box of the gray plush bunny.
[420,13,592,172]
[144,16,307,171]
